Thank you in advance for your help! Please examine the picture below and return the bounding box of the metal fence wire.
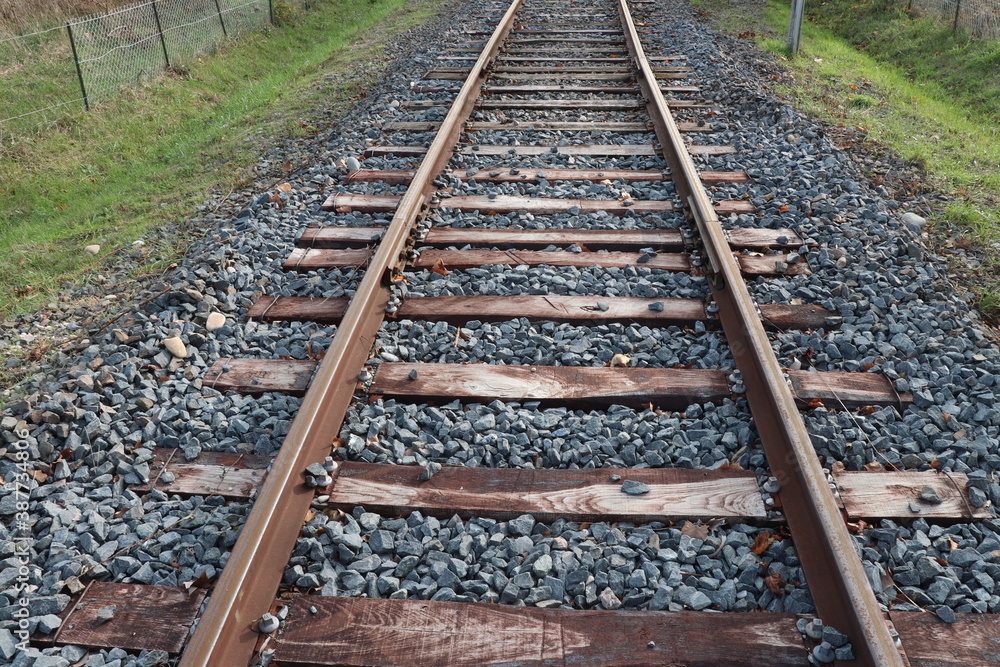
[910,0,1000,37]
[0,0,311,134]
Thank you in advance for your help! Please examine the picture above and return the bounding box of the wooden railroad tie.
[363,144,737,157]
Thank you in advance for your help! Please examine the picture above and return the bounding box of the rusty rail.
[616,1,906,665]
[177,0,525,664]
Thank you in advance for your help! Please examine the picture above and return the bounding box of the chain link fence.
[0,0,313,135]
[908,0,1000,37]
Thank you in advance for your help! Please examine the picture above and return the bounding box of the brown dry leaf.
[807,398,824,409]
[600,179,613,185]
[681,522,709,541]
[277,182,293,193]
[304,509,315,523]
[182,570,213,591]
[830,460,846,474]
[930,458,941,470]
[765,571,786,596]
[751,531,773,555]
[847,519,869,535]
[430,259,450,276]
[864,461,883,472]
[947,536,959,552]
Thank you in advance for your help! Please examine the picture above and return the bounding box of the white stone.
[901,212,927,227]
[206,312,226,332]
[163,336,187,359]
[84,245,101,255]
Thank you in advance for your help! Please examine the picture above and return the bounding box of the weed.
[847,94,879,108]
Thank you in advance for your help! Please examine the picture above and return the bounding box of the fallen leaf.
[751,531,773,555]
[864,461,883,472]
[807,398,824,409]
[277,182,293,193]
[947,536,959,552]
[830,460,846,474]
[681,522,709,541]
[765,571,786,596]
[182,570,213,591]
[429,259,449,276]
[778,205,789,213]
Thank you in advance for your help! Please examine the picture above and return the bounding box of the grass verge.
[695,0,1000,322]
[0,0,447,318]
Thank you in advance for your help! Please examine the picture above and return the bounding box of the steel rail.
[178,0,524,663]
[615,1,907,665]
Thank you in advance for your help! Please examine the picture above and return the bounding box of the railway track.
[17,0,1000,665]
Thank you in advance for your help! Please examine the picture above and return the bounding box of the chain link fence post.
[953,0,962,31]
[151,0,171,69]
[788,0,805,54]
[213,0,230,39]
[66,22,90,111]
[269,0,275,24]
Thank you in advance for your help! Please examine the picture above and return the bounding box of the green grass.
[0,0,446,318]
[695,0,1000,321]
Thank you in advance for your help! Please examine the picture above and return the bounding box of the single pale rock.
[346,156,361,171]
[96,605,116,623]
[84,245,101,255]
[901,211,927,227]
[163,336,187,359]
[206,312,226,332]
[609,353,631,368]
[598,587,622,610]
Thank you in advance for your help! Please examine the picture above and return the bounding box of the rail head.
[177,1,525,665]
[615,1,906,665]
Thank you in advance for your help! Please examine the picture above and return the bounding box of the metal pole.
[787,0,805,54]
[151,0,170,69]
[213,0,229,39]
[953,0,961,31]
[268,0,274,24]
[66,22,89,111]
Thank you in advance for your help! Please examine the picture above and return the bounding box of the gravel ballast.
[2,0,999,663]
